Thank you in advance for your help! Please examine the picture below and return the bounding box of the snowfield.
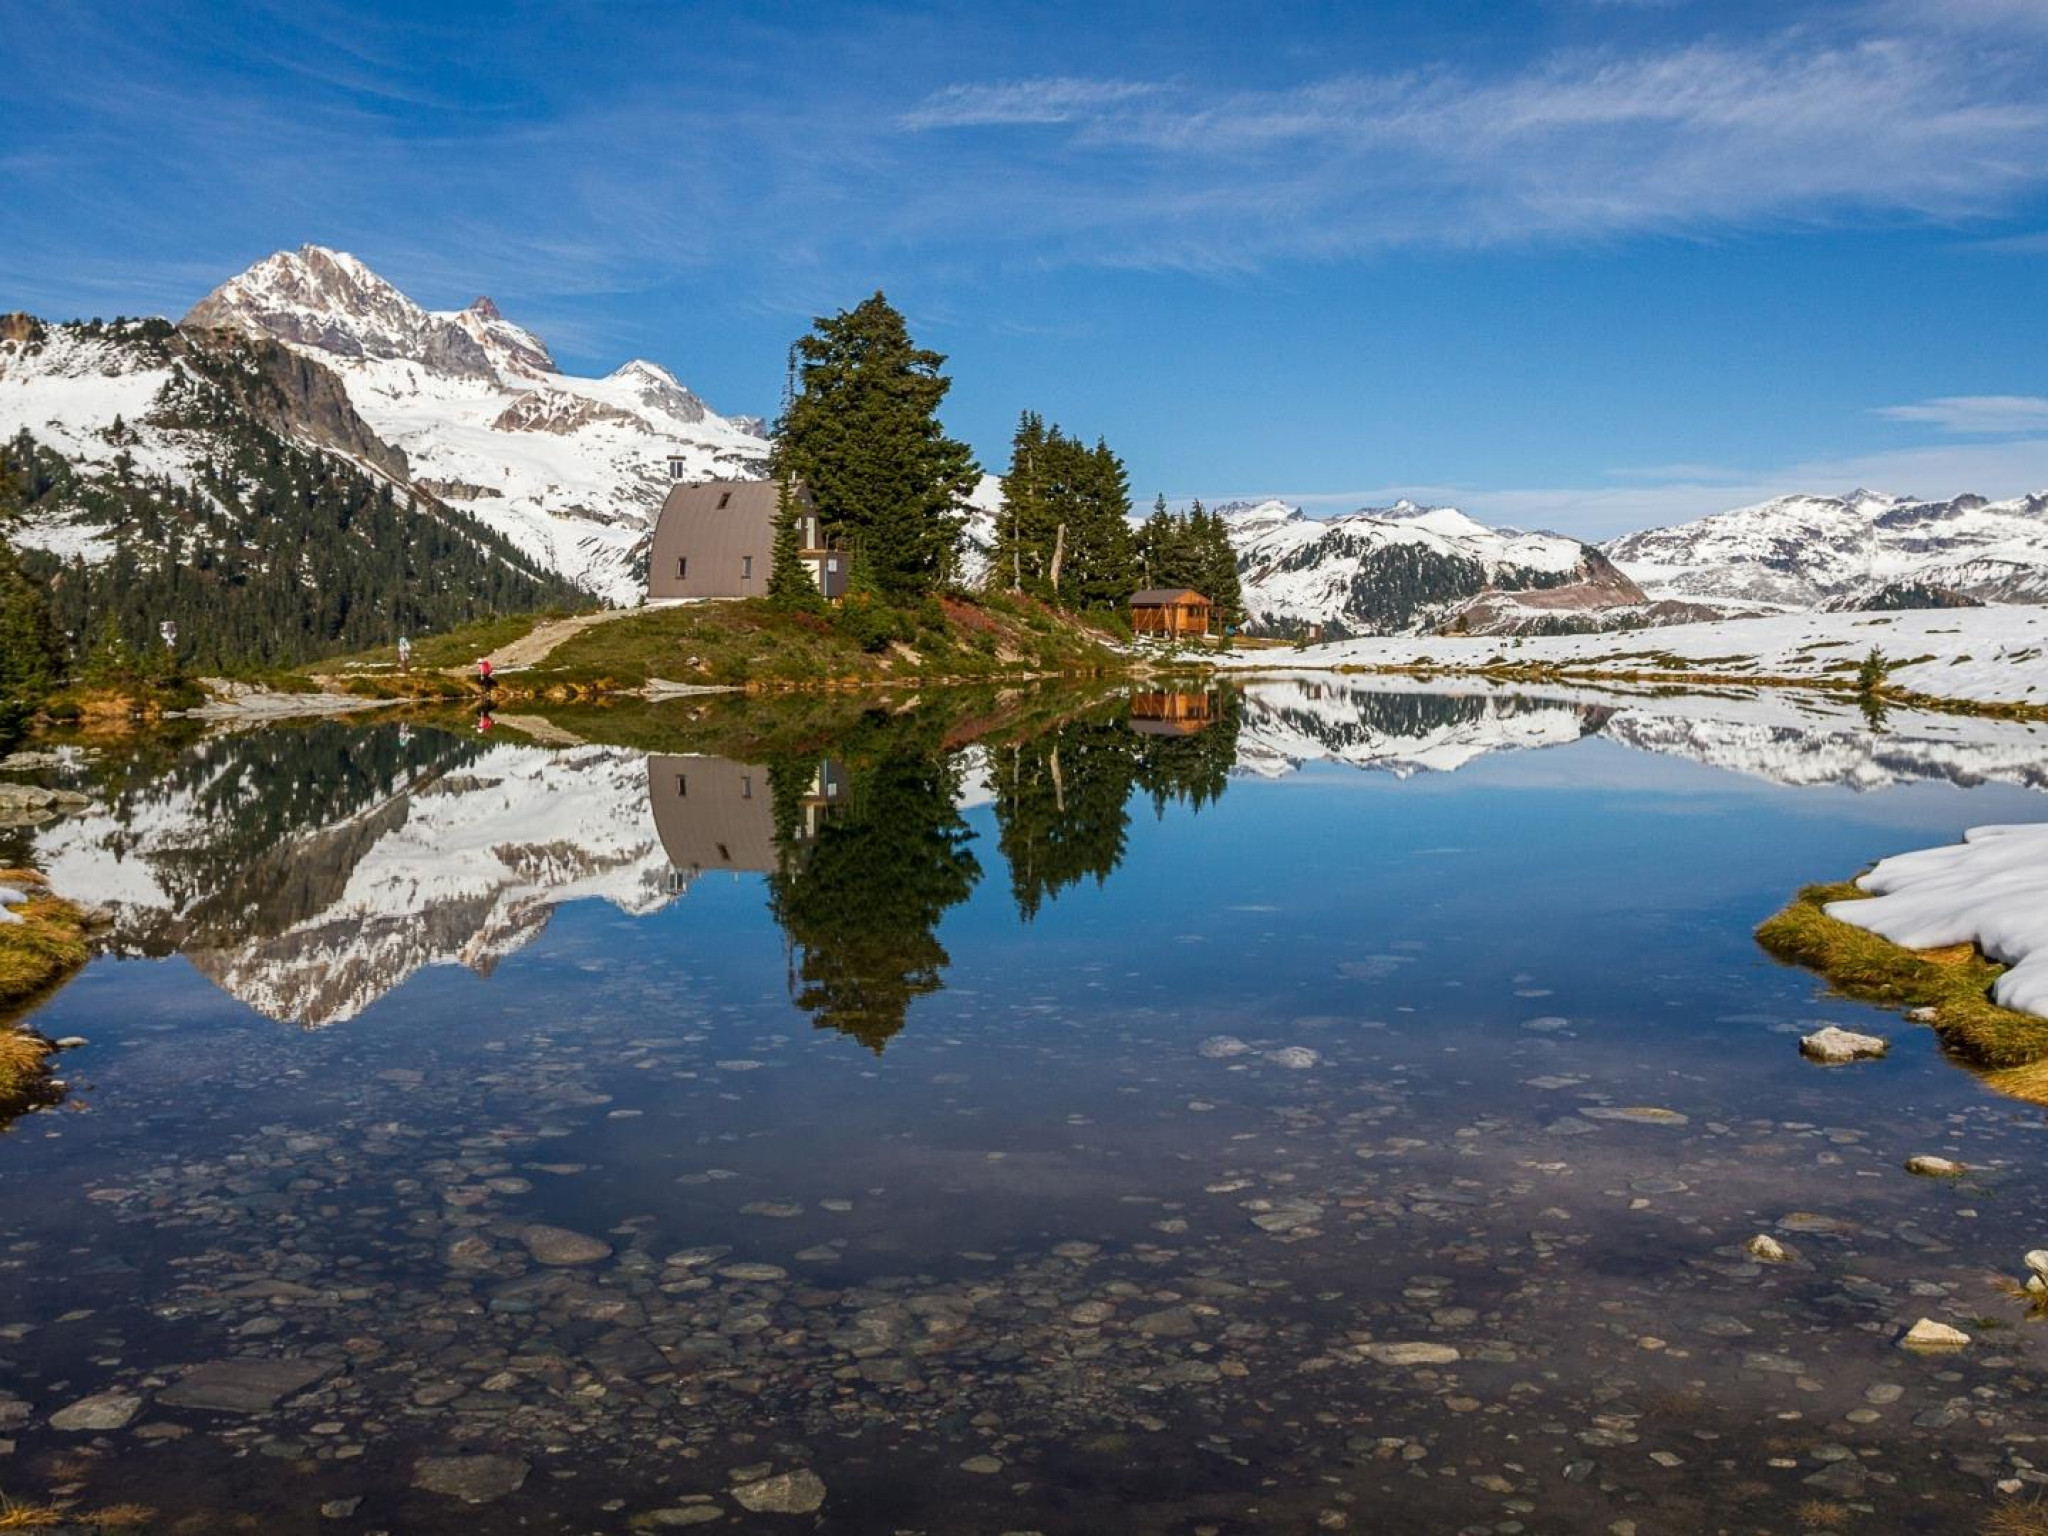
[1828,825,2048,1018]
[1220,605,2048,709]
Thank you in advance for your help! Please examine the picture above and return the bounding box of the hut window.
[675,773,687,797]
[718,491,732,509]
[827,558,839,573]
[741,775,753,799]
[742,555,754,578]
[677,556,687,578]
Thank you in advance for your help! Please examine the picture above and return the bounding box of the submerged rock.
[1360,1342,1460,1366]
[49,1391,141,1431]
[1265,1046,1321,1069]
[1799,1026,1888,1064]
[519,1224,612,1265]
[413,1454,530,1502]
[159,1358,336,1414]
[1197,1035,1250,1059]
[1745,1234,1791,1264]
[1905,1156,1967,1178]
[731,1469,826,1514]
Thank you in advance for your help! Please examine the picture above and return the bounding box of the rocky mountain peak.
[184,244,498,380]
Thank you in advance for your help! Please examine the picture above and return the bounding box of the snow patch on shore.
[1828,824,2048,1017]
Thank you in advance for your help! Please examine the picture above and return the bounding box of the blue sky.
[5,0,2048,536]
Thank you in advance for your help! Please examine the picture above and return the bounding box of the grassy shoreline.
[0,871,89,1118]
[1756,879,2048,1100]
[305,593,1146,704]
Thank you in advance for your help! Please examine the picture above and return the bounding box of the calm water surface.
[6,680,2048,1533]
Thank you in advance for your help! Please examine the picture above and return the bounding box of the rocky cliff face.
[179,327,411,482]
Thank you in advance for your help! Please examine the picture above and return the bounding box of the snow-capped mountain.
[1218,497,1645,636]
[183,245,769,601]
[1604,488,2048,608]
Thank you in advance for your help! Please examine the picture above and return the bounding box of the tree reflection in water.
[765,712,981,1053]
[763,692,1241,1050]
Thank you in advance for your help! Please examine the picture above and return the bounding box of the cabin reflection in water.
[646,755,846,891]
[1127,690,1219,737]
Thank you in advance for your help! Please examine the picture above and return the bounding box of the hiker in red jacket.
[477,657,494,689]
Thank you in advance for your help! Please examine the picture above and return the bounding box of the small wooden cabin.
[646,479,848,601]
[1129,588,1212,638]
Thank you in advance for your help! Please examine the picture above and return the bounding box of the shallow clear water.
[6,680,2048,1532]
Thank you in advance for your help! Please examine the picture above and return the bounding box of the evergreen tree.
[1064,437,1136,609]
[994,412,1053,593]
[1137,494,1173,588]
[774,293,980,600]
[1193,502,1246,630]
[766,478,823,612]
[997,419,1135,609]
[0,540,58,733]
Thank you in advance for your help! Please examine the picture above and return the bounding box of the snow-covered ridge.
[182,245,769,602]
[1605,487,2048,608]
[1830,825,2048,1018]
[1215,496,1636,637]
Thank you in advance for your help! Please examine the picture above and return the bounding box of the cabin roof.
[657,478,806,524]
[1129,587,1208,605]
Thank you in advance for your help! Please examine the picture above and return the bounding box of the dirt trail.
[470,609,636,673]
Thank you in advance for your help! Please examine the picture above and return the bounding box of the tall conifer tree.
[774,293,979,600]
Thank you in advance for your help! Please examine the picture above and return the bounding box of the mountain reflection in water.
[15,678,2048,1032]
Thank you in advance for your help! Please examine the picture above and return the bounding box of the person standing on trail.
[477,657,494,690]
[397,634,412,673]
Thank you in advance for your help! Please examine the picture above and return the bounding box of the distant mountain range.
[5,242,2046,644]
[1216,483,2048,637]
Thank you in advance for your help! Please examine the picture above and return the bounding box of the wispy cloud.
[8,0,2048,352]
[901,17,2048,265]
[901,78,1161,128]
[1876,395,2048,434]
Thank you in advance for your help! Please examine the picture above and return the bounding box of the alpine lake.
[5,675,2048,1535]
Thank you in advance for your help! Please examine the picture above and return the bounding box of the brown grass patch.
[0,1500,156,1531]
[0,873,88,1117]
[1987,1496,2048,1536]
[0,874,89,1014]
